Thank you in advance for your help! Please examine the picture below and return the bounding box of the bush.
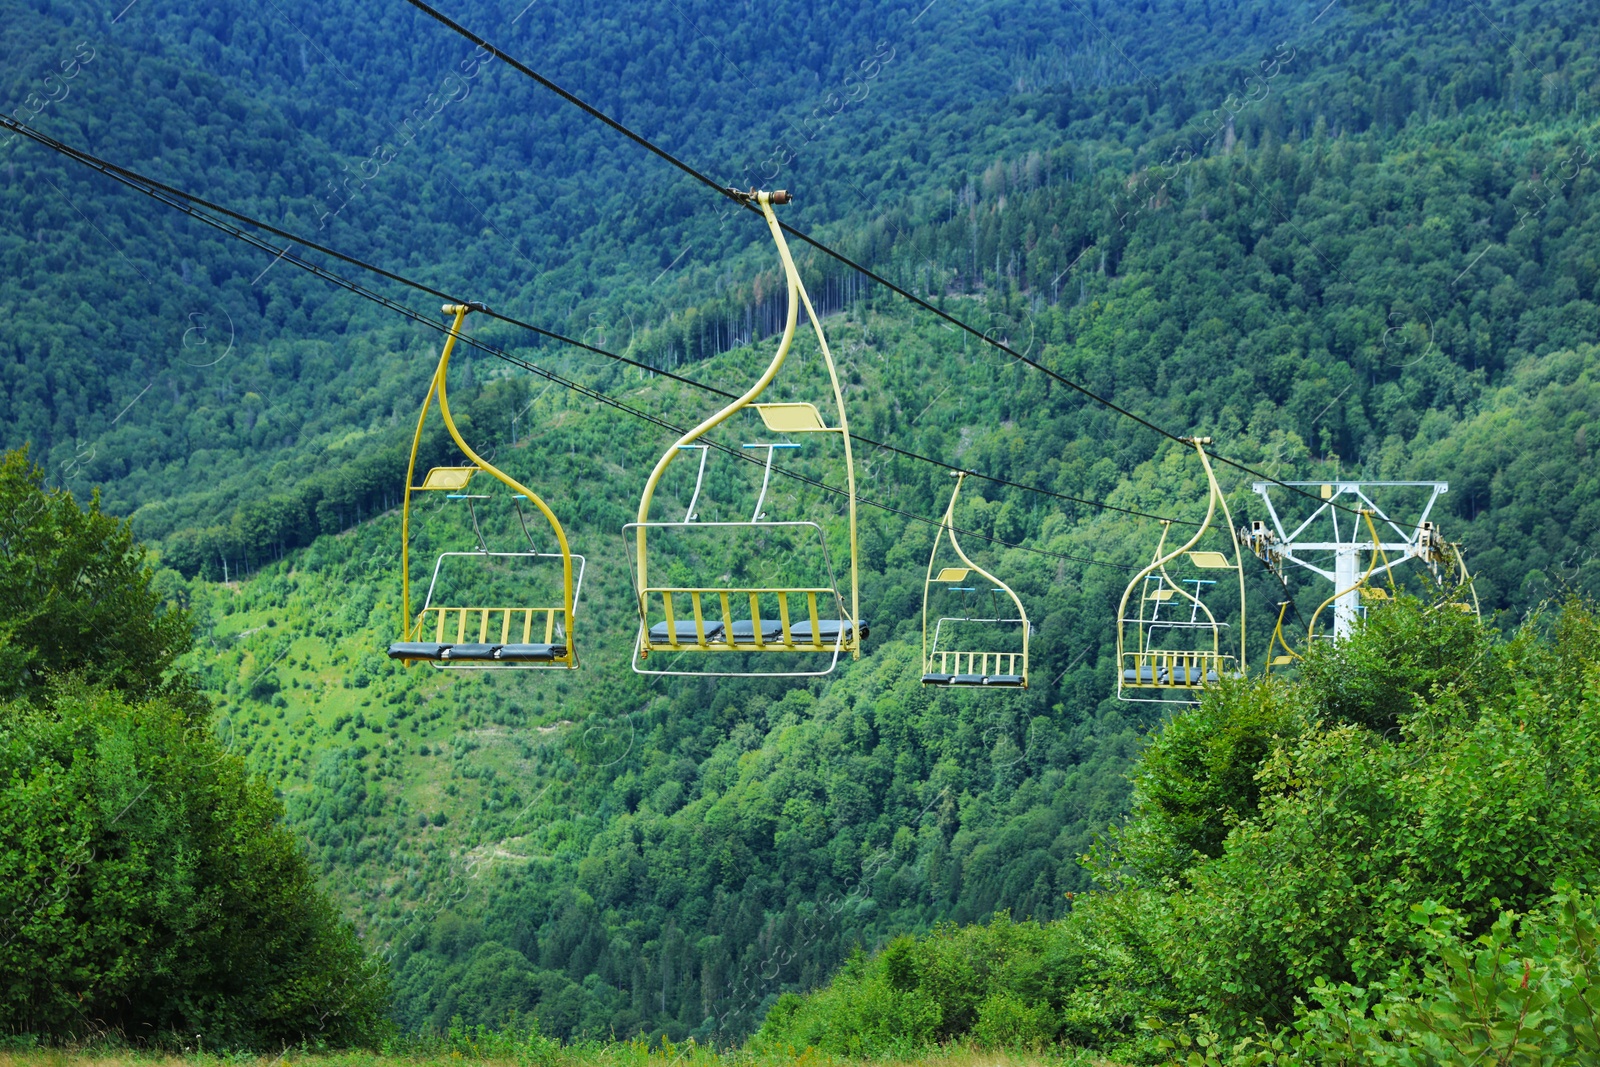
[1163,886,1600,1065]
[754,914,1071,1055]
[758,598,1600,1061]
[0,682,390,1049]
[0,447,389,1049]
[0,448,196,710]
[1294,887,1600,1064]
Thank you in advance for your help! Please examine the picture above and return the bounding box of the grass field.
[0,1047,1093,1067]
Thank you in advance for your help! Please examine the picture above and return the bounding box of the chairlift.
[624,190,865,677]
[1264,509,1480,672]
[1115,436,1246,703]
[387,303,584,670]
[920,472,1029,688]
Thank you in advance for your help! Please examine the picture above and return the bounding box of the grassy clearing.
[0,1046,1098,1067]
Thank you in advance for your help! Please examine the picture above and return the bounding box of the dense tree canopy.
[0,447,387,1049]
[758,599,1600,1060]
[0,684,389,1048]
[3,0,1599,1050]
[0,448,193,707]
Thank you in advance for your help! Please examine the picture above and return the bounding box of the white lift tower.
[1244,481,1449,641]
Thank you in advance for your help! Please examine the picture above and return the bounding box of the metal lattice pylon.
[1243,481,1448,642]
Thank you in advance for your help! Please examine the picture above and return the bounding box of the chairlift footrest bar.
[643,619,868,650]
[388,641,565,662]
[921,673,1026,687]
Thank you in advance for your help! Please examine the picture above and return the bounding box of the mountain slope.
[5,0,1600,1045]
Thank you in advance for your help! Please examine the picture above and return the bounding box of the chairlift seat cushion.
[1159,664,1222,685]
[788,619,869,643]
[496,644,562,661]
[1123,666,1160,683]
[951,674,987,685]
[389,642,449,660]
[984,675,1026,687]
[650,620,725,642]
[730,620,784,642]
[441,643,497,660]
[921,673,954,685]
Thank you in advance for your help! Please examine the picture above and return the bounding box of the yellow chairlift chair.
[1115,437,1246,703]
[387,303,584,669]
[624,190,864,677]
[920,472,1029,688]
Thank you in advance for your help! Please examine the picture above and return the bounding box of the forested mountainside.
[4,0,1600,1047]
[1,0,1302,529]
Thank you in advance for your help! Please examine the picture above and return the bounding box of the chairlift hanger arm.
[635,192,801,594]
[400,350,445,637]
[1266,601,1302,671]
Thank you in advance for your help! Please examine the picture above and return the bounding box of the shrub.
[0,682,390,1048]
[759,598,1600,1060]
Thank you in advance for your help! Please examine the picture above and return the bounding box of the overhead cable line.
[2,116,1118,569]
[0,119,715,396]
[1,114,1184,528]
[397,0,1393,526]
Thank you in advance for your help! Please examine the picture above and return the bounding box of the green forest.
[4,0,1600,1060]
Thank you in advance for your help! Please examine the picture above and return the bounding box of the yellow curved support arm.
[1439,543,1482,618]
[401,304,578,665]
[401,358,443,638]
[921,472,1030,684]
[1265,601,1300,673]
[633,191,860,655]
